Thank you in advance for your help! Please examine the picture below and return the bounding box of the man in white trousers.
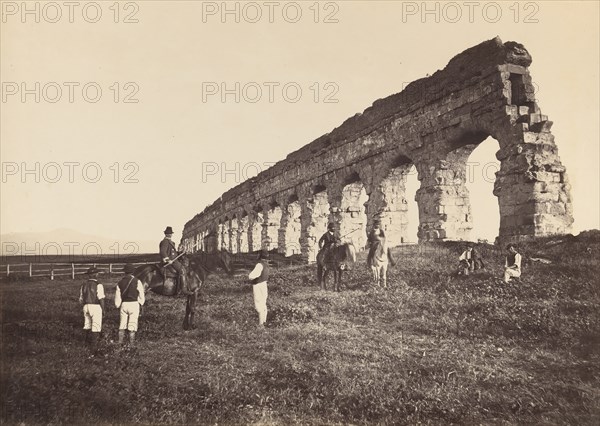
[248,250,270,327]
[79,266,106,352]
[114,263,145,346]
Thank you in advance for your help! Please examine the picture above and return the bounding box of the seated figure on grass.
[458,244,484,276]
[503,244,522,283]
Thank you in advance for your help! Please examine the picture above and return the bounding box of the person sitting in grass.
[458,245,474,276]
[503,244,522,283]
[79,266,105,353]
[458,244,484,276]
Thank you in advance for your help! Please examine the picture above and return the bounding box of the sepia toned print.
[1,1,598,425]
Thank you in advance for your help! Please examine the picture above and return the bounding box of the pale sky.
[1,0,599,249]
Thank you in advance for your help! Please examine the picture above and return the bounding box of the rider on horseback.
[159,226,189,295]
[368,218,385,244]
[318,223,339,259]
[367,218,396,266]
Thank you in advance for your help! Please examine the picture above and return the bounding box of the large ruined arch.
[183,38,573,259]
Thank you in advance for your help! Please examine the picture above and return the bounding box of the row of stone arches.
[183,137,507,261]
[183,39,573,260]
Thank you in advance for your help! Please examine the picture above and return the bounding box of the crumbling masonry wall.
[182,37,573,259]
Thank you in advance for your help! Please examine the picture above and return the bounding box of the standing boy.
[248,250,270,327]
[79,266,105,351]
[114,263,145,346]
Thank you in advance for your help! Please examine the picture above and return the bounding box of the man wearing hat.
[159,226,188,295]
[367,218,396,267]
[247,250,270,327]
[114,264,146,346]
[318,223,339,252]
[78,266,106,351]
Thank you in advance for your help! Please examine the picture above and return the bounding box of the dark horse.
[316,243,357,292]
[134,251,232,330]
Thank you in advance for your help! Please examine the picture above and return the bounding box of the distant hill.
[0,228,155,259]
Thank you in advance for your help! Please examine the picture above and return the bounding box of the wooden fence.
[0,258,303,280]
[0,262,151,280]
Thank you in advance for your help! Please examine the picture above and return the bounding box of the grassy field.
[1,232,599,425]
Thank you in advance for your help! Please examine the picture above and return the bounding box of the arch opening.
[464,136,501,243]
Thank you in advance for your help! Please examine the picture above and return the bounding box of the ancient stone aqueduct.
[182,37,573,262]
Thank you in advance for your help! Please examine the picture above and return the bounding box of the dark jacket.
[319,231,338,250]
[159,238,178,262]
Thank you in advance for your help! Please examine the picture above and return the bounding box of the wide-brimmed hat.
[164,226,174,235]
[258,249,269,260]
[86,266,100,275]
[123,263,136,274]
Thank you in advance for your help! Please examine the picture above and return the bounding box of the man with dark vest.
[79,266,105,351]
[503,244,522,283]
[248,250,270,327]
[114,263,146,346]
[159,226,189,295]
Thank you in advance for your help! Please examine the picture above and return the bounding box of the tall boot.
[90,332,100,354]
[129,331,136,347]
[175,276,183,295]
[118,330,126,345]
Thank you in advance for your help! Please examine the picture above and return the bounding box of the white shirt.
[248,263,264,281]
[114,278,145,308]
[505,253,522,271]
[459,249,473,261]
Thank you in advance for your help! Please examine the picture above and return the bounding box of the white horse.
[367,238,393,288]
